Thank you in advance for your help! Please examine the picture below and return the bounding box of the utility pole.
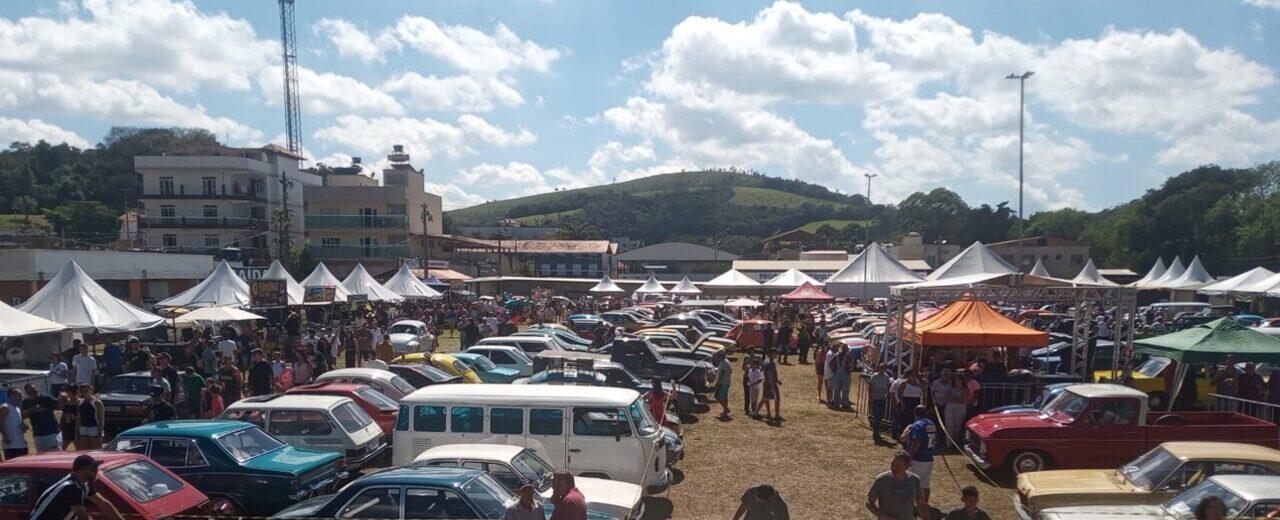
[1006,71,1034,249]
[276,171,293,262]
[862,172,877,303]
[420,202,433,268]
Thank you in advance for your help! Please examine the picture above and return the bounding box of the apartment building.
[302,145,444,276]
[134,144,319,259]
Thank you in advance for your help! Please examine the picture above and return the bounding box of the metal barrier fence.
[851,372,1050,436]
[1208,393,1280,443]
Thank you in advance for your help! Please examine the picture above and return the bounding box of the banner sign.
[249,279,287,307]
[304,286,335,303]
[348,294,369,303]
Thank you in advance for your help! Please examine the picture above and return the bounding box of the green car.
[107,420,347,517]
[451,352,522,383]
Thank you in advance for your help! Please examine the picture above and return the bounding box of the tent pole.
[1167,362,1189,412]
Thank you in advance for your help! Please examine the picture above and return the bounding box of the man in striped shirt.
[30,455,122,520]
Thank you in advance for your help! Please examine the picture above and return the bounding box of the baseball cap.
[72,454,100,471]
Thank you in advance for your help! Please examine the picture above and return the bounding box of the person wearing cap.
[549,470,585,520]
[504,482,545,520]
[145,386,177,423]
[30,454,123,520]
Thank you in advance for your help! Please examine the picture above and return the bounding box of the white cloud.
[1243,0,1280,9]
[312,18,398,64]
[256,67,403,116]
[456,114,536,148]
[0,117,89,148]
[424,181,487,210]
[1155,110,1280,166]
[457,161,547,188]
[390,17,561,75]
[588,141,656,170]
[312,114,536,162]
[380,73,523,112]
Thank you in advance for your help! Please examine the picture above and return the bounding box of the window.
[111,438,149,455]
[572,407,631,437]
[1085,399,1138,426]
[150,438,204,467]
[386,204,407,215]
[204,234,220,248]
[332,403,374,433]
[404,487,473,519]
[338,487,401,519]
[490,408,523,434]
[359,208,379,228]
[450,407,484,433]
[486,463,523,490]
[489,351,516,365]
[202,205,218,218]
[201,177,217,195]
[159,205,176,218]
[0,474,31,506]
[269,410,335,436]
[414,405,446,432]
[162,234,178,248]
[396,405,410,431]
[358,388,400,412]
[529,408,563,436]
[222,409,266,429]
[322,237,341,248]
[1071,254,1084,266]
[159,176,174,195]
[103,460,184,503]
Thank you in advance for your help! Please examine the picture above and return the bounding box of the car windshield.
[629,398,659,436]
[356,387,399,412]
[332,402,374,433]
[1164,480,1249,517]
[451,360,472,374]
[1136,357,1172,378]
[104,460,183,503]
[101,376,151,395]
[389,324,418,334]
[1041,391,1090,423]
[512,450,557,491]
[216,426,285,462]
[463,355,498,371]
[389,376,416,395]
[1120,447,1182,490]
[464,474,515,519]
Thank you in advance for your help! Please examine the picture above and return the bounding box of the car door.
[526,407,568,469]
[335,485,402,519]
[567,406,639,482]
[1076,398,1143,467]
[404,486,480,519]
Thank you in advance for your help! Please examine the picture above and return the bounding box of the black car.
[386,364,462,388]
[98,371,184,436]
[608,337,716,395]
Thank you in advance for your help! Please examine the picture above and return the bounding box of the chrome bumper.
[343,441,388,468]
[1013,496,1036,520]
[961,444,992,470]
[289,469,349,501]
[645,468,673,494]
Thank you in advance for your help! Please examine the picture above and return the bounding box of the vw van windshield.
[629,399,658,436]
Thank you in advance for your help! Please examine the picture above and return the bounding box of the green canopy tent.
[1133,318,1280,410]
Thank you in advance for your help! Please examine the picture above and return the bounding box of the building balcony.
[139,216,267,230]
[306,244,410,259]
[304,214,409,229]
[139,191,269,203]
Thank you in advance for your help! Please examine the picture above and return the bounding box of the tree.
[11,195,37,218]
[897,188,969,243]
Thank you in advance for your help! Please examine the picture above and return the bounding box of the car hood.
[389,333,419,344]
[272,494,332,518]
[1019,469,1148,511]
[541,477,642,518]
[489,367,521,377]
[967,411,1060,438]
[1039,503,1167,520]
[242,447,342,476]
[99,393,149,405]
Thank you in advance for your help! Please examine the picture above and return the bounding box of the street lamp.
[1006,70,1034,248]
[862,172,877,303]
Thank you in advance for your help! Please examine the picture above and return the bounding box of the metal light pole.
[1006,71,1034,252]
[862,172,877,303]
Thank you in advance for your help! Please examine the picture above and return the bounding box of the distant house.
[986,236,1091,277]
[615,242,738,277]
[454,239,618,278]
[762,228,828,259]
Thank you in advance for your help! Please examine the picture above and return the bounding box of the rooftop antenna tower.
[279,0,302,154]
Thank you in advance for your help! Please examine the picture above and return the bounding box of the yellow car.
[1092,356,1212,410]
[392,352,483,384]
[1015,442,1280,519]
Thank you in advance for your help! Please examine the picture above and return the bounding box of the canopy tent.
[262,260,306,306]
[763,268,823,289]
[587,276,625,294]
[173,306,266,325]
[779,282,834,303]
[668,277,702,296]
[382,264,443,300]
[422,274,450,290]
[824,242,924,298]
[1130,258,1167,288]
[341,264,405,303]
[1071,259,1118,287]
[925,241,1018,281]
[1239,270,1280,297]
[156,260,251,309]
[1027,258,1050,277]
[725,297,763,308]
[1134,318,1280,363]
[300,262,351,302]
[18,260,165,333]
[702,269,762,294]
[1198,267,1274,295]
[1145,257,1186,289]
[0,301,66,337]
[632,275,668,295]
[903,299,1048,348]
[1164,256,1213,290]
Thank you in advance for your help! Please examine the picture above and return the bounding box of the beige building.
[888,232,1091,277]
[303,145,443,276]
[134,144,319,259]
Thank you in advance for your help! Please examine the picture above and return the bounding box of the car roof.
[286,382,367,394]
[404,383,639,407]
[480,336,552,344]
[360,466,486,488]
[1064,383,1146,399]
[227,394,349,410]
[318,367,398,381]
[118,419,252,438]
[1207,474,1280,501]
[1160,442,1280,463]
[467,344,521,352]
[0,450,142,470]
[415,444,523,462]
[391,320,427,327]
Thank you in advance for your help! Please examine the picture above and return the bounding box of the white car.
[220,394,386,469]
[315,367,418,400]
[463,344,535,376]
[387,320,435,354]
[412,444,643,520]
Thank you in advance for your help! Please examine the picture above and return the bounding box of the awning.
[0,301,66,337]
[903,299,1048,348]
[1134,318,1280,363]
[779,282,834,303]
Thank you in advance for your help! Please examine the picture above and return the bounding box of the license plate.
[105,406,121,412]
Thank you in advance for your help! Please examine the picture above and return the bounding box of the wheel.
[1148,391,1167,411]
[209,496,240,516]
[1009,450,1049,476]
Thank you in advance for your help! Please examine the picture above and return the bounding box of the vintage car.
[272,466,613,519]
[222,394,387,469]
[518,327,594,350]
[964,384,1280,475]
[599,311,655,332]
[286,382,401,437]
[724,319,775,350]
[387,320,436,354]
[654,313,729,336]
[412,444,643,519]
[0,451,216,520]
[1038,474,1280,519]
[107,421,346,516]
[1015,441,1280,518]
[465,344,537,376]
[393,352,484,384]
[386,363,463,388]
[1093,356,1212,410]
[315,367,418,400]
[450,352,521,383]
[99,370,186,435]
[990,383,1077,414]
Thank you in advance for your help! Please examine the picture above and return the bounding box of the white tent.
[18,260,164,333]
[633,275,668,295]
[262,260,306,306]
[703,269,762,293]
[925,241,1018,281]
[725,297,763,308]
[825,243,924,298]
[174,306,266,325]
[1028,258,1050,277]
[1130,258,1167,288]
[156,260,251,309]
[1240,270,1280,297]
[588,276,625,294]
[669,277,702,295]
[763,268,823,289]
[1071,259,1118,286]
[383,264,443,300]
[342,264,405,303]
[1198,267,1274,295]
[1145,257,1185,289]
[301,263,351,302]
[1164,256,1213,290]
[0,301,66,337]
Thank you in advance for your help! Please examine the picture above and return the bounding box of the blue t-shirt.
[907,419,936,462]
[103,344,123,373]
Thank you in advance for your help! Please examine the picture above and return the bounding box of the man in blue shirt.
[899,405,937,509]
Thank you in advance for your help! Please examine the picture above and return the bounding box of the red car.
[0,451,215,520]
[286,382,399,437]
[725,319,774,350]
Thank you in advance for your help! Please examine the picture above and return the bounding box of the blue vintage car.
[451,352,521,383]
[107,420,347,517]
[272,466,617,519]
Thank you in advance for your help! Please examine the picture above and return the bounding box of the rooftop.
[616,241,739,262]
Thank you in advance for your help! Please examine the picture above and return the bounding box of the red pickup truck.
[963,383,1280,476]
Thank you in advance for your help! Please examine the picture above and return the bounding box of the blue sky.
[2,0,1278,214]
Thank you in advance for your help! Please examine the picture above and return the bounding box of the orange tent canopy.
[904,299,1048,348]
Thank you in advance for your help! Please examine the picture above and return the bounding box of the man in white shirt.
[70,342,96,386]
[48,353,70,396]
[217,337,238,362]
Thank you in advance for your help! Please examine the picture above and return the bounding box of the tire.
[1148,391,1168,411]
[1009,450,1049,476]
[209,495,241,516]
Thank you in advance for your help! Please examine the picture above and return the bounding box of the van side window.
[529,408,563,435]
[450,407,484,433]
[490,408,523,434]
[572,407,632,437]
[396,405,410,431]
[415,405,447,432]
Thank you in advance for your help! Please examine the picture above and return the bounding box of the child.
[748,360,764,419]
